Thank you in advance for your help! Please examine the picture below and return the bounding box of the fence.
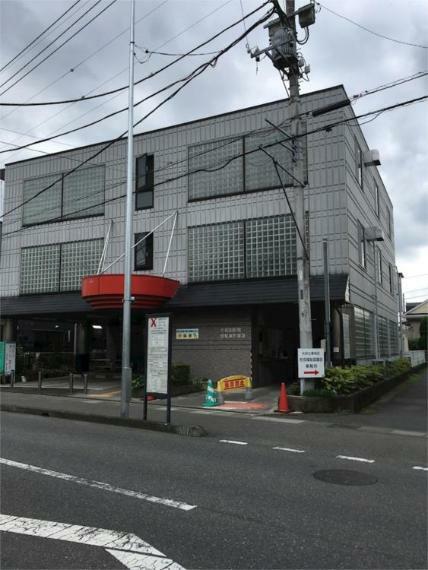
[406,350,426,367]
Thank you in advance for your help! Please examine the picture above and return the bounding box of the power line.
[0,0,169,125]
[0,0,83,73]
[0,0,119,97]
[1,7,274,223]
[317,2,428,49]
[0,0,263,107]
[0,3,271,156]
[2,89,425,238]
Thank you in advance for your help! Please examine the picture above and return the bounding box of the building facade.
[0,85,400,384]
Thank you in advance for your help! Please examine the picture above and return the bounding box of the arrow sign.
[298,348,325,379]
[304,369,319,375]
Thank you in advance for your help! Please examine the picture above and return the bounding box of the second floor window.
[135,154,154,210]
[358,221,366,269]
[374,180,380,217]
[134,232,153,270]
[354,137,363,189]
[377,250,383,284]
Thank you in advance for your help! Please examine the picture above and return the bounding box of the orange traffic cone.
[277,382,290,414]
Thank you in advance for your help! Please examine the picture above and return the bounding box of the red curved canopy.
[81,274,180,310]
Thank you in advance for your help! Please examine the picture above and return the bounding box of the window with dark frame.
[135,154,154,210]
[134,232,153,270]
[358,221,366,269]
[389,263,394,294]
[354,137,363,189]
[387,208,392,238]
[377,250,383,284]
[374,179,380,217]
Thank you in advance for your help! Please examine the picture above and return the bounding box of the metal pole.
[83,373,88,395]
[120,0,136,418]
[397,271,404,356]
[373,243,380,360]
[38,370,42,391]
[10,371,15,388]
[285,0,313,395]
[69,372,74,394]
[323,239,331,368]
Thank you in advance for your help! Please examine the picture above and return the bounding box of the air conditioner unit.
[363,149,381,166]
[365,226,384,242]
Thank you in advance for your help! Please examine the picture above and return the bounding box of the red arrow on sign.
[304,370,319,375]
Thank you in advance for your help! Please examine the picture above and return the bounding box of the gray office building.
[0,85,400,385]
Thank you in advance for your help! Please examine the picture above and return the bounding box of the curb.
[0,404,207,437]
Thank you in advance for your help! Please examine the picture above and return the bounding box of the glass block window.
[389,319,398,355]
[188,138,243,200]
[354,306,374,359]
[60,239,104,291]
[246,215,296,278]
[135,232,153,270]
[378,316,389,357]
[20,244,60,293]
[188,221,244,282]
[245,127,297,191]
[63,166,105,219]
[23,174,62,226]
[135,155,154,209]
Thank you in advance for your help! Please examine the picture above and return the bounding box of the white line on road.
[412,466,428,471]
[273,446,305,453]
[251,416,305,424]
[391,430,426,437]
[0,514,184,570]
[0,458,196,512]
[219,439,248,445]
[336,455,375,464]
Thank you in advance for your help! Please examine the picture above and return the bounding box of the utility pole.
[120,0,136,418]
[250,0,316,393]
[397,271,404,356]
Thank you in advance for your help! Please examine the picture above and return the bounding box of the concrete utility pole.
[120,0,136,418]
[251,0,315,393]
[285,0,313,394]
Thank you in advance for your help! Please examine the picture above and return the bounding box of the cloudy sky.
[0,0,427,303]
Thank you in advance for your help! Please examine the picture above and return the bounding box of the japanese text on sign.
[297,348,325,378]
[147,316,170,394]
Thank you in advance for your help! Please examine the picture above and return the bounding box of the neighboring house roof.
[405,299,428,319]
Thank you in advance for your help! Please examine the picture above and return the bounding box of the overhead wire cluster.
[0,0,120,96]
[1,1,275,226]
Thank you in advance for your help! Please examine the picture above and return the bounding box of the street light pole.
[120,0,136,418]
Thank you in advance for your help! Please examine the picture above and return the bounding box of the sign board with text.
[176,328,199,340]
[298,348,325,378]
[146,316,170,394]
[0,342,16,375]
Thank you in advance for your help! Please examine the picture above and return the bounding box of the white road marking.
[219,439,248,446]
[391,430,426,437]
[336,455,375,464]
[0,514,184,570]
[412,466,428,471]
[252,416,305,424]
[0,458,195,512]
[273,446,305,453]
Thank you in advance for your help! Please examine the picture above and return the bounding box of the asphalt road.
[1,398,427,569]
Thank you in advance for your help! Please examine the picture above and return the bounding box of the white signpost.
[298,348,325,394]
[145,315,171,423]
[4,342,16,375]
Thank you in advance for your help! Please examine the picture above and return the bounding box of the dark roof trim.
[1,274,349,316]
[5,85,346,167]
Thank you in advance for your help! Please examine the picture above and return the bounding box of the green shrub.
[322,359,411,395]
[132,375,145,392]
[302,388,334,398]
[171,364,191,385]
[287,382,300,395]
